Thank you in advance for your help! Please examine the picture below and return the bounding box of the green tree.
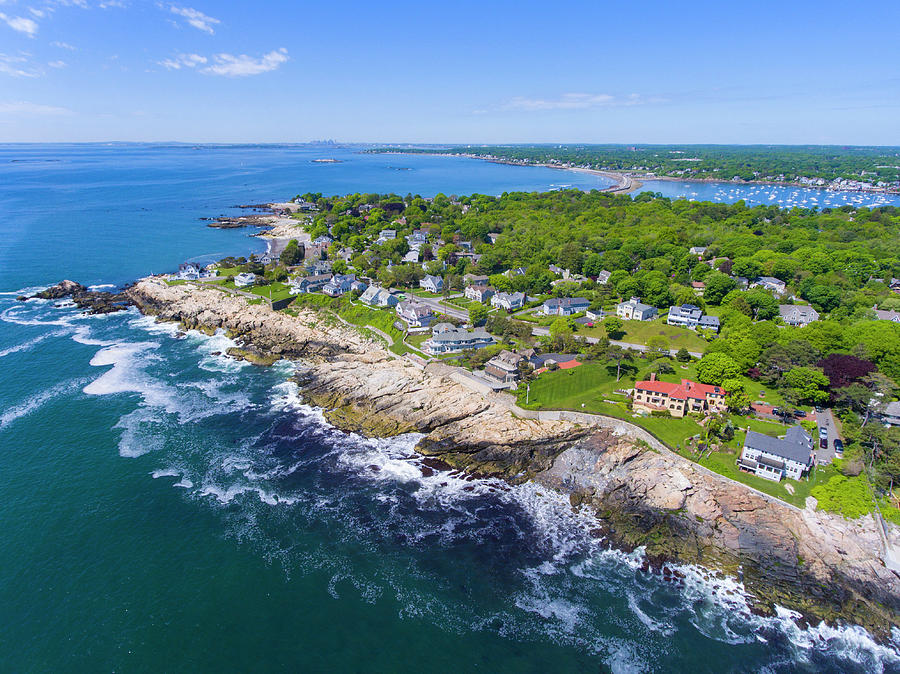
[606,344,634,382]
[469,303,489,326]
[722,378,751,412]
[603,316,624,339]
[280,239,303,266]
[696,352,742,385]
[784,366,830,405]
[676,347,692,363]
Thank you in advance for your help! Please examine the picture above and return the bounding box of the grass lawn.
[516,361,703,447]
[291,294,424,356]
[249,282,294,303]
[678,445,838,507]
[578,318,708,351]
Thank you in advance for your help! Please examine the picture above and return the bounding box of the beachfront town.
[164,193,900,510]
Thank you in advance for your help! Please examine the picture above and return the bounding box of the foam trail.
[0,377,91,430]
[0,331,62,358]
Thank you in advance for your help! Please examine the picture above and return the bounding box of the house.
[177,262,202,280]
[595,270,612,285]
[322,274,357,297]
[549,264,567,277]
[884,401,900,427]
[487,233,501,244]
[289,273,331,294]
[689,246,707,257]
[526,352,578,369]
[464,274,490,286]
[585,308,609,321]
[465,285,494,303]
[312,235,333,246]
[306,260,332,275]
[754,276,787,295]
[234,272,257,288]
[420,274,444,293]
[359,286,398,308]
[350,280,367,294]
[376,228,396,243]
[482,350,524,387]
[396,300,434,328]
[691,281,706,297]
[408,229,429,245]
[631,374,727,418]
[779,304,820,327]
[402,250,420,264]
[666,304,720,332]
[423,323,494,355]
[542,297,590,316]
[734,276,750,289]
[616,297,658,321]
[738,427,814,482]
[874,307,900,322]
[491,291,525,312]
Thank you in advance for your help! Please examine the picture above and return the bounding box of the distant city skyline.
[0,0,898,144]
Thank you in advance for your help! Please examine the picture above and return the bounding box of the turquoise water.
[1,145,898,672]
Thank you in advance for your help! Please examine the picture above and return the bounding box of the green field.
[577,318,709,351]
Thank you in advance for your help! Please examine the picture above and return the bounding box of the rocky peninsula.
[32,278,900,638]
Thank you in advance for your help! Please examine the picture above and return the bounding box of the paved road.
[815,407,840,464]
[530,326,703,358]
[412,295,470,321]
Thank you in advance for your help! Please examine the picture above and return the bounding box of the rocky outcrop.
[124,277,900,636]
[539,436,900,636]
[22,280,131,314]
[127,279,586,476]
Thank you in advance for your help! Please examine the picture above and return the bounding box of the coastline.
[375,150,900,197]
[51,276,897,639]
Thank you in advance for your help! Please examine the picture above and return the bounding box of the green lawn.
[291,294,425,356]
[677,445,838,507]
[249,282,294,303]
[516,361,704,447]
[578,318,709,351]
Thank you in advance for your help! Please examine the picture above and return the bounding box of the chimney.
[649,373,656,382]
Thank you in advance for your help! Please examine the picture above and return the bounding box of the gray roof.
[744,428,812,465]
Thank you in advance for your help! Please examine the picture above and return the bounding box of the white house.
[689,246,707,257]
[595,270,612,284]
[376,229,396,243]
[420,275,444,293]
[322,274,357,297]
[396,300,434,328]
[359,286,398,308]
[423,323,495,355]
[542,297,590,316]
[234,272,257,288]
[874,307,900,322]
[491,291,525,312]
[754,276,787,295]
[465,285,494,303]
[667,304,720,332]
[616,297,658,321]
[779,304,820,327]
[738,427,814,482]
[482,350,524,388]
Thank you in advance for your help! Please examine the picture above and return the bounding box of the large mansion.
[632,374,726,417]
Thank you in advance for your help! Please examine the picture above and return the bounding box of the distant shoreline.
[375,151,900,197]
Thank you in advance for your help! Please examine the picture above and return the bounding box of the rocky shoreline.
[27,279,900,639]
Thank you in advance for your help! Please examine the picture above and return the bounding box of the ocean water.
[1,145,898,672]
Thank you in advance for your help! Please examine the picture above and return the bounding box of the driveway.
[815,408,840,464]
[410,295,469,321]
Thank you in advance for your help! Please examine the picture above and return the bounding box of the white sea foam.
[87,284,116,291]
[199,484,297,506]
[174,478,194,489]
[0,377,91,430]
[151,468,180,479]
[0,331,62,358]
[115,407,167,457]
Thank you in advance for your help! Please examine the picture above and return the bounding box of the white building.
[779,304,820,327]
[738,427,814,482]
[491,291,525,312]
[616,297,657,321]
[234,272,257,288]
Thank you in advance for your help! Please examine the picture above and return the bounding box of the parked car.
[819,427,828,439]
[820,437,828,449]
[833,439,844,455]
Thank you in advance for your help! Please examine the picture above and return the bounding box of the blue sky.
[0,0,898,144]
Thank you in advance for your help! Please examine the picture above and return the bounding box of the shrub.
[811,475,872,519]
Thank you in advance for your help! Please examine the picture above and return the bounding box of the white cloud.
[499,92,665,112]
[48,59,67,68]
[0,12,39,36]
[169,5,219,34]
[29,8,46,18]
[0,53,41,77]
[201,48,288,77]
[158,52,207,70]
[52,41,77,50]
[0,100,72,115]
